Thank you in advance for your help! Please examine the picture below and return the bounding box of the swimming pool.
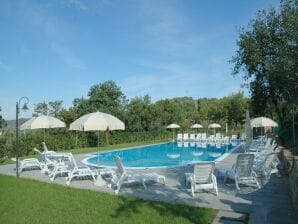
[83,141,240,169]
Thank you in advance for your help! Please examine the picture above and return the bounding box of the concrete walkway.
[0,146,297,224]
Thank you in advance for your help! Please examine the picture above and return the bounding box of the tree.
[33,102,49,116]
[124,95,152,131]
[0,106,6,130]
[232,0,298,126]
[88,81,127,118]
[48,100,63,117]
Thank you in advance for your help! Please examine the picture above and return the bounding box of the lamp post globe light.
[15,97,29,177]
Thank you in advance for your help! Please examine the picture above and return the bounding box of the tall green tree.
[33,102,49,116]
[124,95,152,131]
[88,81,127,118]
[232,0,298,126]
[48,100,63,117]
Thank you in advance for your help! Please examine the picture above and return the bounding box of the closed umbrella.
[245,110,252,149]
[166,123,180,141]
[20,115,66,141]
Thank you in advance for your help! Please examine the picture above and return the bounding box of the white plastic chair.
[177,133,183,142]
[183,133,189,142]
[185,162,218,197]
[189,134,196,142]
[201,133,207,142]
[196,133,202,141]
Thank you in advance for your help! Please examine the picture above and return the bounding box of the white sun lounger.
[11,157,42,174]
[225,154,260,190]
[111,156,165,194]
[66,153,97,185]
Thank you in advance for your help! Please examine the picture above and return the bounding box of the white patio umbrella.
[208,123,221,135]
[166,123,180,141]
[245,110,252,149]
[250,117,278,128]
[166,123,180,129]
[250,116,278,137]
[69,111,125,187]
[20,115,66,141]
[69,111,125,146]
[190,124,203,129]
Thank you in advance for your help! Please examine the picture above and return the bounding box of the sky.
[0,0,280,120]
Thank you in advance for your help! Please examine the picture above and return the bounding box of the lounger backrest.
[34,148,42,154]
[42,142,49,152]
[264,153,276,170]
[193,162,214,184]
[177,133,182,139]
[190,134,195,139]
[183,133,189,139]
[69,153,78,168]
[196,133,202,139]
[264,138,272,148]
[201,133,207,139]
[215,133,221,139]
[235,154,255,178]
[114,156,127,176]
[231,135,237,139]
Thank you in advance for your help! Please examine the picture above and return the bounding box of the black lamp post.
[15,97,29,177]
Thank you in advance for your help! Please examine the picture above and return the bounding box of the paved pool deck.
[0,145,297,224]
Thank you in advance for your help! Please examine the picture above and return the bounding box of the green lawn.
[0,174,216,224]
[0,140,169,165]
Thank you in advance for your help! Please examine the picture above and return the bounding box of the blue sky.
[0,0,280,120]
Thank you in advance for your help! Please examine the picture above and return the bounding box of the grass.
[0,139,169,165]
[0,174,216,224]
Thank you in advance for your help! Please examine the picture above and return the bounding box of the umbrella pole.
[95,130,105,187]
[44,129,46,142]
[172,129,174,141]
[97,131,100,150]
[105,129,110,145]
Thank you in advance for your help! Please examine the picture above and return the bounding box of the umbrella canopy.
[250,117,278,128]
[208,123,221,128]
[245,110,252,148]
[20,115,65,130]
[191,124,203,129]
[69,111,125,131]
[166,123,180,129]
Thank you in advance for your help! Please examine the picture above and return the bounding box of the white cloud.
[51,43,85,69]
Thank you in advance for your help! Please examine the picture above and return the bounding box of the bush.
[0,129,172,159]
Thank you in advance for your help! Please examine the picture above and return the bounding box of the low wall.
[280,149,298,211]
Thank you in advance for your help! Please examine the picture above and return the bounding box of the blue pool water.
[83,142,239,169]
